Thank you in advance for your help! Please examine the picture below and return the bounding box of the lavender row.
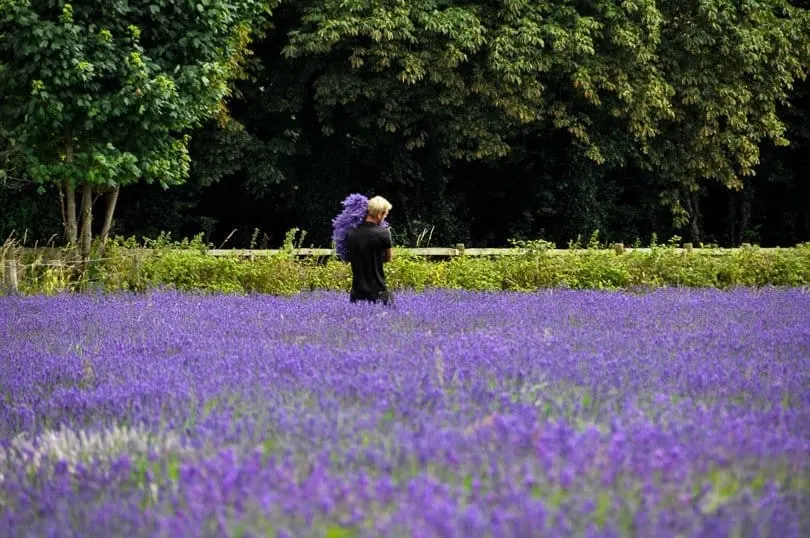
[1,289,809,536]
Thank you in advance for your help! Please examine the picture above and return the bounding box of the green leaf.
[324,526,355,538]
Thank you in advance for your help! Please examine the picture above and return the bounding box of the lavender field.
[1,289,810,537]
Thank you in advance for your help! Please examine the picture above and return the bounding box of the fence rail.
[6,243,800,261]
[203,243,783,257]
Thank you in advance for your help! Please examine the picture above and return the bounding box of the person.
[346,196,394,305]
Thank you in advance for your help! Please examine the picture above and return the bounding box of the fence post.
[4,259,19,295]
[455,243,465,256]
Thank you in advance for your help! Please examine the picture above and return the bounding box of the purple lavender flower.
[331,194,389,261]
[0,289,808,536]
[331,194,369,262]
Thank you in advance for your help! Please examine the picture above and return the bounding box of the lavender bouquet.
[331,193,388,261]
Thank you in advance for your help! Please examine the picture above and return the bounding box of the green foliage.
[0,0,276,248]
[280,0,665,162]
[650,1,810,188]
[2,1,809,252]
[0,0,264,188]
[279,0,809,176]
[4,240,809,295]
[160,0,810,252]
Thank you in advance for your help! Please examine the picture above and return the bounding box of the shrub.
[3,239,809,295]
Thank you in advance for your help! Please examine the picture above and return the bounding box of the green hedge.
[3,237,809,295]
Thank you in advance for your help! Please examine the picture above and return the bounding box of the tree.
[278,0,675,165]
[182,0,680,246]
[269,0,810,244]
[0,0,273,257]
[643,0,810,243]
[8,0,802,249]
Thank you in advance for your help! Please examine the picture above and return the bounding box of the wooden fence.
[1,242,802,294]
[3,258,19,295]
[204,242,776,257]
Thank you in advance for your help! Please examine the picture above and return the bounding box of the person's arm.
[383,247,393,263]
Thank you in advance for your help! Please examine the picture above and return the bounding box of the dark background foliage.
[2,0,808,249]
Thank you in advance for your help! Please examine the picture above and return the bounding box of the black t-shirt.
[346,222,392,294]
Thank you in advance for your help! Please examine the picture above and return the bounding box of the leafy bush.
[2,236,809,295]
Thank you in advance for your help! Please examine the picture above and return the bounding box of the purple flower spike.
[1,288,808,536]
[331,193,389,261]
[331,194,369,262]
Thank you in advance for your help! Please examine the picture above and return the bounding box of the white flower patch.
[0,424,188,482]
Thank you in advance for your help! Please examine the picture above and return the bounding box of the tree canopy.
[0,0,272,255]
[1,0,809,249]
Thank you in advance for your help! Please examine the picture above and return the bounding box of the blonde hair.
[367,196,392,218]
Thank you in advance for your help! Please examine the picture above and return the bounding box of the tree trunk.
[739,190,751,245]
[400,197,415,242]
[683,187,702,245]
[689,192,702,245]
[79,183,93,260]
[63,134,78,245]
[98,186,120,252]
[729,191,737,247]
[64,180,78,245]
[58,183,67,240]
